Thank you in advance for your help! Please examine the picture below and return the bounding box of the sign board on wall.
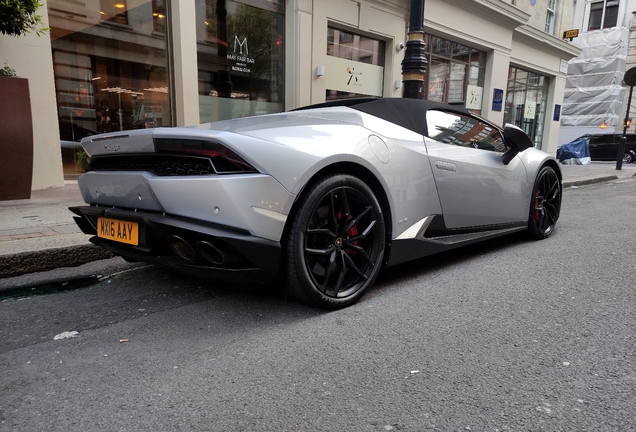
[465,85,483,110]
[227,36,255,75]
[324,56,384,97]
[524,101,537,119]
[492,88,503,112]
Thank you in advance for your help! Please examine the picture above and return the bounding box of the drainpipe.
[401,0,427,99]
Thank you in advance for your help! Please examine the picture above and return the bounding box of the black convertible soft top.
[296,97,472,137]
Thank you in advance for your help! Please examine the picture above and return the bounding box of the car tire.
[623,151,635,164]
[528,166,562,239]
[285,174,385,309]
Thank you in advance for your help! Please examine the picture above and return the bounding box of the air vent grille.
[88,155,215,176]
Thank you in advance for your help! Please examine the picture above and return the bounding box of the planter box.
[0,76,33,200]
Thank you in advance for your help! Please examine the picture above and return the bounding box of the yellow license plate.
[97,217,139,245]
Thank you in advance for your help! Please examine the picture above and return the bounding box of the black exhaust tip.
[167,235,196,261]
[197,241,225,265]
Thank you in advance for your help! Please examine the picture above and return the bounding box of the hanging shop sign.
[563,29,579,41]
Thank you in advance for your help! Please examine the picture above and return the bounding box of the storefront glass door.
[504,67,549,149]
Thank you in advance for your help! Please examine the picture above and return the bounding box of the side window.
[426,110,506,152]
[591,135,613,145]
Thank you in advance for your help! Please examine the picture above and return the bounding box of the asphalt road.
[1,178,634,431]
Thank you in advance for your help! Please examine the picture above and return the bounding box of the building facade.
[0,0,579,192]
[560,0,636,144]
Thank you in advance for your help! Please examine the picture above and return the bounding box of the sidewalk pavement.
[1,162,635,280]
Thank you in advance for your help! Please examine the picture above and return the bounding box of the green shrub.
[76,150,88,171]
[0,60,18,77]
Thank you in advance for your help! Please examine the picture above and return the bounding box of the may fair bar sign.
[228,36,255,74]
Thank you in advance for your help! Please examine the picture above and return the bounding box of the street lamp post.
[401,0,427,99]
[618,67,636,170]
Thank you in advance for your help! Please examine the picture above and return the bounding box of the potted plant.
[0,62,34,200]
[0,1,48,200]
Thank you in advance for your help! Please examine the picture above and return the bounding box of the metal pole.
[616,84,633,170]
[401,0,427,99]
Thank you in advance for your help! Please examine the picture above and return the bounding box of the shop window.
[325,28,385,100]
[339,32,354,44]
[423,34,486,110]
[195,0,284,122]
[431,37,451,57]
[100,0,128,25]
[152,0,167,33]
[448,63,467,103]
[504,67,549,150]
[237,0,284,13]
[528,72,544,86]
[49,0,172,179]
[427,57,450,103]
[589,0,619,31]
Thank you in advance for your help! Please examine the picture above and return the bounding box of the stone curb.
[562,175,619,188]
[0,244,113,279]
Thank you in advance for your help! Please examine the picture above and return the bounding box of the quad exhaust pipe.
[196,241,225,265]
[167,235,227,266]
[167,235,196,261]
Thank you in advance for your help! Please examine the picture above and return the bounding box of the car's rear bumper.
[70,205,281,283]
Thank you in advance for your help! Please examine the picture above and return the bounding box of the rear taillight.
[154,138,257,174]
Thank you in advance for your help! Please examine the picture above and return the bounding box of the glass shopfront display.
[195,0,284,122]
[325,27,386,100]
[424,35,486,111]
[48,0,172,177]
[504,67,549,149]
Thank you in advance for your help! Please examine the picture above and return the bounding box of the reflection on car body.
[70,98,562,309]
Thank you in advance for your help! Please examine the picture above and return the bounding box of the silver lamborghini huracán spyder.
[70,98,562,309]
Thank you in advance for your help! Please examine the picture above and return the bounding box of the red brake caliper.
[336,211,359,255]
[534,190,541,222]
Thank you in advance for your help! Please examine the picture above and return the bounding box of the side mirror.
[501,123,533,165]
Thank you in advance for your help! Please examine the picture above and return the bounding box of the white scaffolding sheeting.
[561,27,629,128]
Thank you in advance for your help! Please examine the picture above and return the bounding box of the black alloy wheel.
[285,174,385,309]
[528,166,562,239]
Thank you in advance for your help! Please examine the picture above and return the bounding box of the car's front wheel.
[285,174,385,309]
[623,151,635,164]
[528,166,562,239]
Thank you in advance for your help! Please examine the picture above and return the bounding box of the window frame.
[588,0,619,31]
[423,35,486,109]
[545,0,556,34]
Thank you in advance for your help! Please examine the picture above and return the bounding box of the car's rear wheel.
[528,166,562,239]
[285,174,385,309]
[623,151,635,164]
